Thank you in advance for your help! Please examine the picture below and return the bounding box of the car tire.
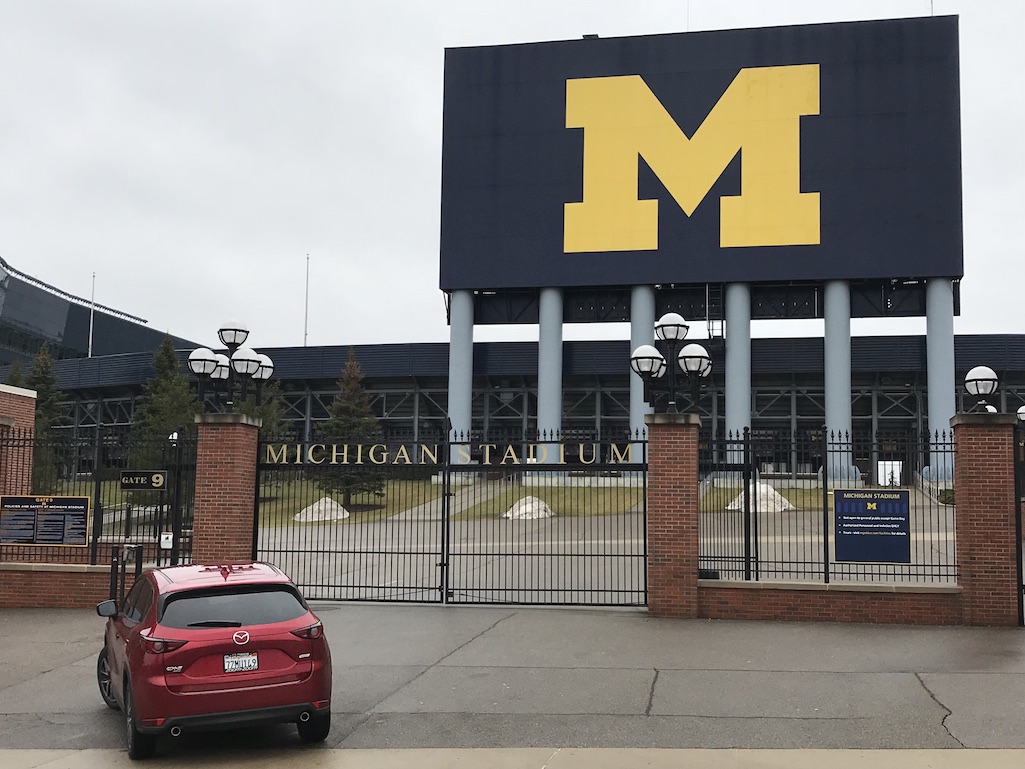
[124,679,157,760]
[96,647,120,711]
[296,711,331,743]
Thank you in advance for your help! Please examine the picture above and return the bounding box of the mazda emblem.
[232,631,250,645]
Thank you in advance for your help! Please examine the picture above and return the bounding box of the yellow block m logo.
[564,65,820,252]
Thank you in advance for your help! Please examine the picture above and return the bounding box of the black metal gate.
[0,427,197,567]
[254,434,647,606]
[698,429,957,585]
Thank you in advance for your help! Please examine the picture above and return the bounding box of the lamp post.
[964,365,999,413]
[188,321,274,412]
[630,313,712,413]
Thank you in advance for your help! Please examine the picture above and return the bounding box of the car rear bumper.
[134,657,331,730]
[138,701,330,734]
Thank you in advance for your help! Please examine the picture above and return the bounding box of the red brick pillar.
[0,384,36,495]
[951,413,1020,626]
[646,412,701,618]
[192,414,262,564]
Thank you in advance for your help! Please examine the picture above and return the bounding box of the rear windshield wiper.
[186,620,243,627]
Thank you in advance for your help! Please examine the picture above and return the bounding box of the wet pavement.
[2,603,1024,765]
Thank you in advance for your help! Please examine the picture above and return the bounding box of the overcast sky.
[1,1,1021,352]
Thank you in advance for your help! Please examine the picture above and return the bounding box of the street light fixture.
[188,321,274,411]
[964,365,999,413]
[630,313,712,413]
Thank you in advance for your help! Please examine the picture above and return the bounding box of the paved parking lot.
[2,603,1025,766]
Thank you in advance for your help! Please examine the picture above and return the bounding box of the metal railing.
[0,428,196,566]
[698,429,957,584]
[255,431,647,605]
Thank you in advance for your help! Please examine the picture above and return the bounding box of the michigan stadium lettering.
[263,443,635,466]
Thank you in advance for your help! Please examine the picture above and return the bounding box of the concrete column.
[447,290,474,441]
[725,283,751,440]
[537,288,564,462]
[629,285,656,440]
[192,413,261,563]
[926,279,956,480]
[645,412,701,618]
[823,280,857,483]
[824,280,852,436]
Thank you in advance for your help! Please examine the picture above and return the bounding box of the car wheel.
[124,679,157,760]
[96,648,119,711]
[296,711,331,743]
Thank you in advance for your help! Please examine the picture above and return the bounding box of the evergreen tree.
[318,349,384,508]
[129,337,202,508]
[239,378,287,437]
[27,343,66,433]
[25,344,67,493]
[5,360,26,388]
[132,336,202,442]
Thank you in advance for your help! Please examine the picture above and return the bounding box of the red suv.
[96,562,332,759]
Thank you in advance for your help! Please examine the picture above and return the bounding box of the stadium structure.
[4,17,1022,463]
[2,255,1024,448]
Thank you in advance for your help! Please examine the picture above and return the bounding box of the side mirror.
[96,599,117,618]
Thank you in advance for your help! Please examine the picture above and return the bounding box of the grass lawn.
[454,485,644,521]
[257,478,446,526]
[699,486,828,513]
[31,478,128,509]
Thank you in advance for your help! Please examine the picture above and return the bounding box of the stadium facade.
[0,256,194,364]
[1,257,1023,448]
[6,17,1021,459]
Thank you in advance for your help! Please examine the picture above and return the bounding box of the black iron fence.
[0,428,196,566]
[5,421,967,595]
[255,431,647,606]
[698,429,957,584]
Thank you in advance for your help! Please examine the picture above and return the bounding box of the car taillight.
[291,621,323,640]
[141,636,188,654]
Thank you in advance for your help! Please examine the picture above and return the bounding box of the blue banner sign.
[834,489,911,564]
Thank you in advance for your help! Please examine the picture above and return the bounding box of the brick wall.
[191,413,261,564]
[0,564,130,608]
[699,583,962,625]
[0,384,37,430]
[0,384,36,496]
[645,412,701,618]
[646,412,1020,626]
[951,413,1021,626]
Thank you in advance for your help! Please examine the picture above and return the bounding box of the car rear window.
[159,586,308,629]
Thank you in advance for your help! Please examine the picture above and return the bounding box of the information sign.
[0,496,90,547]
[834,489,911,564]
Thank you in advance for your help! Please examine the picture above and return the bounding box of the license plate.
[223,652,258,673]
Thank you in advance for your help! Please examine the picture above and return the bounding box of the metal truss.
[57,365,1021,445]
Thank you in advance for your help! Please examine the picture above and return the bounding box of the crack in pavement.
[336,611,519,746]
[915,673,965,747]
[645,669,659,716]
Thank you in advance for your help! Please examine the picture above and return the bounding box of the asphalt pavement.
[2,603,1024,767]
